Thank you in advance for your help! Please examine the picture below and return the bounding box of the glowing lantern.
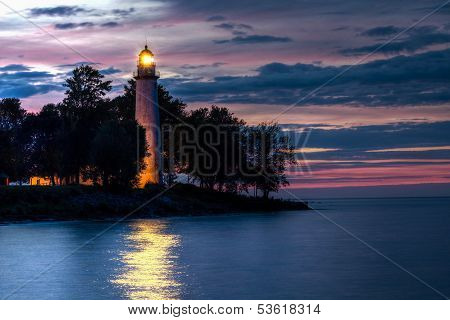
[139,45,155,66]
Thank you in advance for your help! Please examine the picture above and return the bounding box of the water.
[0,197,449,299]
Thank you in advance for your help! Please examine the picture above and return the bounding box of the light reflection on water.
[1,198,448,299]
[112,220,182,300]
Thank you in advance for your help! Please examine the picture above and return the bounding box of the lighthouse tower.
[135,45,161,187]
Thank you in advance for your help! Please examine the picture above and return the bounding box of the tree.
[0,98,26,130]
[246,122,295,199]
[61,65,113,183]
[158,85,187,185]
[180,105,246,191]
[0,70,294,198]
[110,79,136,121]
[0,98,31,184]
[0,99,20,177]
[83,120,147,189]
[63,65,112,111]
[31,104,64,185]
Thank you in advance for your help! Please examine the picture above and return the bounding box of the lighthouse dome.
[139,45,153,56]
[138,45,155,66]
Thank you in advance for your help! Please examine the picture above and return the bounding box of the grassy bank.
[0,184,309,222]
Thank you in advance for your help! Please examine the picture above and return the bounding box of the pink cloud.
[287,163,450,188]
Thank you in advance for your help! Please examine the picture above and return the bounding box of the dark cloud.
[0,84,62,98]
[100,67,122,75]
[206,15,226,22]
[232,31,247,36]
[164,0,427,22]
[214,34,292,44]
[100,22,121,28]
[213,21,253,38]
[0,71,54,80]
[162,48,450,106]
[0,69,63,98]
[214,23,234,30]
[168,0,354,17]
[180,62,227,69]
[343,25,450,55]
[56,62,100,68]
[29,6,88,17]
[361,25,402,37]
[54,22,120,30]
[282,121,450,152]
[415,5,450,15]
[280,122,450,180]
[54,22,94,30]
[237,23,252,30]
[111,8,135,17]
[332,26,351,31]
[0,64,30,72]
[214,22,253,31]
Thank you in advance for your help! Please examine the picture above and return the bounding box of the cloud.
[214,23,235,30]
[180,62,227,69]
[282,121,450,153]
[214,22,253,30]
[29,6,88,17]
[0,71,54,80]
[0,67,63,99]
[365,146,450,153]
[332,26,351,31]
[100,22,121,28]
[54,22,94,30]
[56,62,100,68]
[361,25,402,37]
[0,64,30,72]
[100,67,122,75]
[162,48,450,106]
[415,5,450,15]
[282,121,450,191]
[0,84,62,98]
[54,21,120,30]
[214,34,292,44]
[343,25,450,55]
[206,15,226,22]
[111,8,135,17]
[293,147,340,153]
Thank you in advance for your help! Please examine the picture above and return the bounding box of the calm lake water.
[1,197,449,299]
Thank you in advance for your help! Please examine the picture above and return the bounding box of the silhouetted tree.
[63,65,112,111]
[180,106,245,191]
[111,79,136,121]
[246,122,295,199]
[0,98,31,184]
[30,104,64,185]
[61,65,113,183]
[1,68,294,198]
[83,120,146,189]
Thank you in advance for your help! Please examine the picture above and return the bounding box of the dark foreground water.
[0,197,449,299]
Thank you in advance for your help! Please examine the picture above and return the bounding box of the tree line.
[0,65,295,198]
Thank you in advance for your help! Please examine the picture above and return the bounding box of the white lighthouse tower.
[135,45,161,187]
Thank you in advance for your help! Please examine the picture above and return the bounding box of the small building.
[0,173,9,186]
[29,176,53,186]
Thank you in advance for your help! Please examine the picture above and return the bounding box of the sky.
[1,0,450,197]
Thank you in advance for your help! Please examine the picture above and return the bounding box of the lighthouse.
[135,45,161,186]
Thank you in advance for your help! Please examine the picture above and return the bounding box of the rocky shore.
[0,184,309,222]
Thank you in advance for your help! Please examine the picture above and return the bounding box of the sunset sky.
[1,0,450,197]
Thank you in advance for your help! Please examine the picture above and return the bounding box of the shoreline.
[0,184,310,223]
